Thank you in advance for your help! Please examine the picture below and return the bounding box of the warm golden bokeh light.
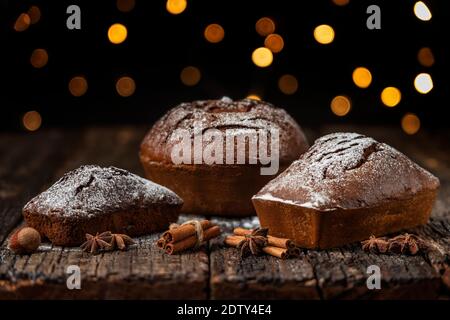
[22,111,42,131]
[381,87,402,107]
[352,67,372,89]
[116,76,136,97]
[14,13,31,32]
[414,73,433,94]
[255,17,275,36]
[166,0,187,15]
[117,0,135,12]
[332,0,350,6]
[252,47,273,68]
[278,74,298,95]
[108,23,128,44]
[180,66,201,86]
[69,76,88,97]
[204,24,225,43]
[331,95,351,116]
[313,24,335,45]
[246,94,261,101]
[401,113,421,135]
[30,49,48,69]
[417,47,435,67]
[264,34,284,53]
[28,6,41,24]
[414,1,432,21]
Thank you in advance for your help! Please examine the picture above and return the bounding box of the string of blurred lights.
[14,0,436,136]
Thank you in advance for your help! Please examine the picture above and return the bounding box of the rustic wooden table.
[0,125,449,299]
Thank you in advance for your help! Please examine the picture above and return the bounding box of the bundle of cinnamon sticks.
[225,227,301,259]
[157,220,221,255]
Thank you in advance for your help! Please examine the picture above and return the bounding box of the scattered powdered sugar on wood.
[254,132,440,211]
[23,165,183,218]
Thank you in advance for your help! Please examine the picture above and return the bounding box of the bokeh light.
[30,49,48,69]
[255,17,275,36]
[204,24,225,43]
[22,111,42,131]
[401,113,421,135]
[381,87,401,107]
[69,76,88,97]
[278,75,298,95]
[414,73,433,94]
[313,24,335,45]
[28,6,41,24]
[108,23,128,44]
[116,76,136,97]
[264,34,284,53]
[166,0,187,15]
[414,1,432,21]
[14,13,31,32]
[331,95,351,116]
[246,94,261,101]
[117,0,135,12]
[417,47,435,67]
[180,66,201,86]
[352,67,372,88]
[332,0,350,6]
[252,47,273,68]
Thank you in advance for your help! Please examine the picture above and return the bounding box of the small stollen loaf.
[252,132,440,249]
[23,165,183,246]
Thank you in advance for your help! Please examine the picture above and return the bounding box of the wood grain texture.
[0,126,449,299]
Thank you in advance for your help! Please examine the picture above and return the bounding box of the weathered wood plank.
[0,126,210,299]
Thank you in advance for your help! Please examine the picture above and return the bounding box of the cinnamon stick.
[233,227,295,249]
[165,225,221,255]
[225,235,290,259]
[224,235,244,247]
[156,238,166,249]
[163,220,212,243]
[263,246,289,259]
[288,247,301,257]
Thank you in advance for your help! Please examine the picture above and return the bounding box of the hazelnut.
[9,227,41,254]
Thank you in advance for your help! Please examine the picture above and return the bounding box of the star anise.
[388,233,423,255]
[237,228,268,258]
[109,233,136,250]
[80,231,113,254]
[361,235,389,253]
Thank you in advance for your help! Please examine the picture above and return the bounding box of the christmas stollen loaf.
[252,132,440,249]
[23,165,183,246]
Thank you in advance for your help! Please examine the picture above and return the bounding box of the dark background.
[2,0,449,131]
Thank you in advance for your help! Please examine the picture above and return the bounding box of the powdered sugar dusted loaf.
[254,132,439,211]
[140,97,309,165]
[252,132,440,249]
[23,165,183,246]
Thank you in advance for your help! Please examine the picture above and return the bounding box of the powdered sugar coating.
[140,97,309,164]
[253,132,440,211]
[23,165,183,218]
